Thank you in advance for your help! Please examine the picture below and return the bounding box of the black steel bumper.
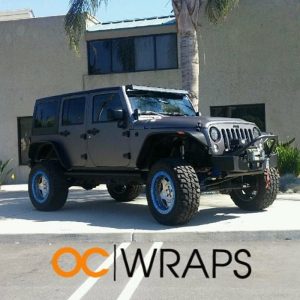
[212,153,277,173]
[211,134,278,173]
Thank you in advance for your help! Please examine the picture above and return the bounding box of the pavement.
[1,185,300,300]
[1,239,299,300]
[0,184,299,242]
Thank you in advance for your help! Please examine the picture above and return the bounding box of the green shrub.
[0,159,14,187]
[276,139,300,176]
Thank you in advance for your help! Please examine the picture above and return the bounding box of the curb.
[1,230,299,243]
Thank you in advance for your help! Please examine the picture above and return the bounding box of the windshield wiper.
[163,112,186,116]
[139,111,165,117]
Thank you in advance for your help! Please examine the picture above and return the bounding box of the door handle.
[59,130,70,137]
[87,128,100,135]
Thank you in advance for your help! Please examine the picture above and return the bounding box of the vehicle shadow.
[0,189,259,231]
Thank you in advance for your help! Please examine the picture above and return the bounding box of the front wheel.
[107,184,143,202]
[230,168,279,211]
[146,159,200,225]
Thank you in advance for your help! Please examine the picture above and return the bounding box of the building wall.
[0,0,299,183]
[0,16,87,183]
[198,0,300,142]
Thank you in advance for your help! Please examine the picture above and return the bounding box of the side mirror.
[107,108,124,121]
[133,108,139,120]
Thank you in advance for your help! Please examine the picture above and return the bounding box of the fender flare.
[136,131,207,169]
[28,141,71,170]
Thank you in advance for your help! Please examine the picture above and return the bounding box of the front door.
[58,95,87,167]
[86,92,130,167]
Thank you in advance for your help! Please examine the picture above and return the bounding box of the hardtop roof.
[36,85,189,101]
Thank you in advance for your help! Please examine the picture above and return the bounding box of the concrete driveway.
[0,185,299,241]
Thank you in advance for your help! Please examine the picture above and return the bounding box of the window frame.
[17,116,33,166]
[87,33,178,75]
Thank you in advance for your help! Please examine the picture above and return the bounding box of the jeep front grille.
[221,128,254,151]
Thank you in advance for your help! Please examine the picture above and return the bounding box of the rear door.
[57,95,87,167]
[86,91,130,167]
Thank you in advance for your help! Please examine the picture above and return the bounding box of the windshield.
[127,92,196,116]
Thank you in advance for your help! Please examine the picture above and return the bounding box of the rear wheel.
[230,168,279,211]
[146,159,200,225]
[107,184,143,202]
[28,161,68,211]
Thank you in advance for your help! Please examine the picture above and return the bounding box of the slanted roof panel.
[88,15,176,32]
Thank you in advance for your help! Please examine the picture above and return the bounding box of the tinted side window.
[62,97,85,126]
[93,94,122,123]
[34,100,59,128]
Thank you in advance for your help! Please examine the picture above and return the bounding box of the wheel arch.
[136,131,208,170]
[28,141,71,170]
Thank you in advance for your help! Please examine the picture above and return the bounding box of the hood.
[134,116,254,130]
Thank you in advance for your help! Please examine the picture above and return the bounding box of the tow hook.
[264,169,271,189]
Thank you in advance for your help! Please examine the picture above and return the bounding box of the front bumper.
[211,134,278,173]
[212,153,277,173]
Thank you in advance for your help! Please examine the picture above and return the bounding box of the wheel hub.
[151,171,176,214]
[32,171,50,203]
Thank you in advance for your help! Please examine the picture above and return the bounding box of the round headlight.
[210,127,221,142]
[253,127,260,139]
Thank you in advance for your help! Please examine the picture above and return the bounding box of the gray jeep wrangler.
[28,85,279,225]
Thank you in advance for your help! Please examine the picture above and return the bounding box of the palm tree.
[65,0,239,110]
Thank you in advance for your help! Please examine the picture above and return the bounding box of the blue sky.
[0,0,173,22]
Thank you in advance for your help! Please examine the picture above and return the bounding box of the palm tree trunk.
[173,0,201,111]
[179,31,199,110]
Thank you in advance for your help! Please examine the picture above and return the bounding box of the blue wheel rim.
[31,170,50,203]
[150,171,176,214]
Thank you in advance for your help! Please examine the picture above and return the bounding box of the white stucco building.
[0,0,299,183]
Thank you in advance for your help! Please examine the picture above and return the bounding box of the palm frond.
[65,0,107,52]
[206,0,239,23]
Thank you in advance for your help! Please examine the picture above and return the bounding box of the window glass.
[18,117,32,165]
[210,104,266,131]
[62,97,85,126]
[135,36,155,71]
[87,33,178,75]
[93,94,122,122]
[34,100,59,128]
[156,34,178,69]
[112,38,135,72]
[128,93,196,116]
[88,40,111,74]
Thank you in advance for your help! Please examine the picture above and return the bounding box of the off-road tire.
[29,161,68,211]
[107,184,143,202]
[146,159,200,225]
[230,168,279,211]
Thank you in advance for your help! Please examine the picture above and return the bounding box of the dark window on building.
[156,34,178,69]
[62,97,85,126]
[34,100,59,129]
[18,117,32,165]
[93,93,122,123]
[88,33,178,74]
[135,36,155,71]
[112,38,135,72]
[88,40,112,74]
[210,104,266,131]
